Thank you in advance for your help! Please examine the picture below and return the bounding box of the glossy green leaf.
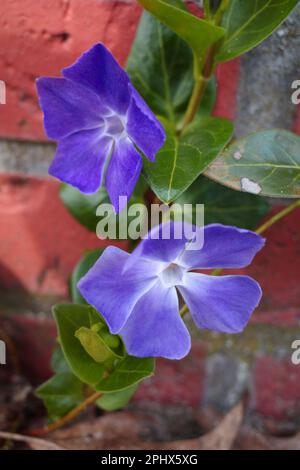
[205,129,300,198]
[96,356,155,393]
[143,117,234,203]
[36,372,84,422]
[216,0,299,62]
[163,0,186,8]
[51,346,70,374]
[138,0,225,64]
[197,78,216,118]
[70,249,103,305]
[60,184,105,232]
[53,304,106,385]
[96,384,138,412]
[176,175,269,229]
[127,12,216,127]
[60,178,148,234]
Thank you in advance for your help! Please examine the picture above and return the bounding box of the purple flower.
[78,223,264,360]
[36,44,165,212]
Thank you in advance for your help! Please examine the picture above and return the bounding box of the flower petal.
[49,129,112,193]
[179,273,262,333]
[120,281,191,360]
[78,246,158,334]
[36,77,106,140]
[126,85,166,162]
[105,137,142,212]
[179,224,265,269]
[124,221,197,271]
[63,43,130,115]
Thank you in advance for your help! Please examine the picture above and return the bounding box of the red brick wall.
[1,1,300,425]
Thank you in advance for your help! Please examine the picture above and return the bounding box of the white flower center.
[104,113,126,139]
[159,263,186,288]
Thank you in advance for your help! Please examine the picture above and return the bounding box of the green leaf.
[70,249,103,305]
[163,0,186,8]
[216,0,299,62]
[36,372,84,422]
[51,346,70,374]
[96,384,138,412]
[53,304,106,385]
[176,175,269,229]
[143,117,234,203]
[96,356,155,393]
[127,12,216,127]
[138,0,225,64]
[60,184,105,232]
[205,129,300,198]
[61,181,147,238]
[197,77,216,119]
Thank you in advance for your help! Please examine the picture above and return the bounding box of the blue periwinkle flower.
[78,223,264,360]
[36,44,166,212]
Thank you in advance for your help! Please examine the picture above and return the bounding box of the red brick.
[134,343,206,408]
[213,59,240,120]
[0,0,240,141]
[4,314,57,381]
[251,308,300,328]
[253,356,300,421]
[0,173,124,296]
[247,205,300,313]
[293,105,300,134]
[0,0,142,140]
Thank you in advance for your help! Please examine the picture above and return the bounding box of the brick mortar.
[0,1,299,175]
[0,140,54,176]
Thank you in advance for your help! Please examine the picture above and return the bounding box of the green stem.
[255,199,300,235]
[180,74,206,131]
[183,199,300,310]
[204,0,211,18]
[180,303,189,317]
[180,47,215,132]
[179,0,229,133]
[28,390,102,436]
[212,199,300,276]
[214,0,229,24]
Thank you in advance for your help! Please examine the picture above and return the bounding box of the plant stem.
[28,390,102,436]
[184,199,300,304]
[255,199,300,235]
[180,46,215,132]
[180,73,206,131]
[204,0,211,18]
[214,0,229,24]
[180,304,189,317]
[212,199,300,276]
[179,0,230,132]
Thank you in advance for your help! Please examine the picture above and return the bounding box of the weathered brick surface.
[247,206,300,312]
[0,0,239,142]
[294,105,300,134]
[213,60,240,121]
[0,0,142,140]
[0,173,124,296]
[253,356,300,422]
[0,0,300,426]
[1,202,299,423]
[134,344,206,408]
[3,314,57,381]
